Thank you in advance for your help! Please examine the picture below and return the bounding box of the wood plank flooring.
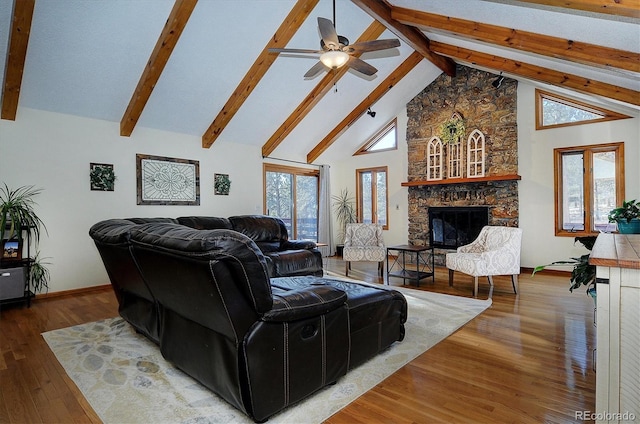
[0,258,595,423]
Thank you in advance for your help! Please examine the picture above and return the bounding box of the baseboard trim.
[35,284,112,301]
[521,267,571,277]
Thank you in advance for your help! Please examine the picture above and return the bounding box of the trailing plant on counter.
[607,199,640,223]
[532,236,597,297]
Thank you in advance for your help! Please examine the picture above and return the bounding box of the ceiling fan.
[269,8,400,78]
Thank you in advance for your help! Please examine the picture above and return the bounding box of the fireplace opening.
[429,206,489,249]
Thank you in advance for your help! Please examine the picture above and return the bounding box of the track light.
[492,73,505,89]
[366,107,376,118]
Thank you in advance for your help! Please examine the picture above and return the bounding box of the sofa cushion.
[177,216,233,230]
[268,250,323,277]
[229,215,288,243]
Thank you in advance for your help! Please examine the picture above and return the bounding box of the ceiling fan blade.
[346,39,400,54]
[318,17,340,50]
[304,61,327,78]
[347,56,377,76]
[268,48,323,54]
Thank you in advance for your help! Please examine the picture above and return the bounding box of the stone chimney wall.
[405,65,519,262]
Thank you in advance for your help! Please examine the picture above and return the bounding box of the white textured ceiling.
[1,0,638,164]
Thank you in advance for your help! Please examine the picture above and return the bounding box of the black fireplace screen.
[429,207,489,249]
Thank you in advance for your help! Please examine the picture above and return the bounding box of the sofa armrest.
[262,285,347,322]
[281,239,317,250]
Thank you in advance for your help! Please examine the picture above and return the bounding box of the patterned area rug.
[42,280,491,424]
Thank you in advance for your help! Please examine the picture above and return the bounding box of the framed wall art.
[136,154,200,205]
[90,163,116,191]
[214,173,231,195]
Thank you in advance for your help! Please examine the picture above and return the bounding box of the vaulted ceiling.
[1,0,638,164]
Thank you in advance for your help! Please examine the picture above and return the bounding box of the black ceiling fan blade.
[347,56,377,76]
[268,48,323,54]
[346,39,400,54]
[318,17,340,50]
[304,61,327,78]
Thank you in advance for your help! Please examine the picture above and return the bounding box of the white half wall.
[1,108,264,292]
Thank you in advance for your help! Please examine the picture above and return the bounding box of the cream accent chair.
[343,223,386,277]
[445,225,522,297]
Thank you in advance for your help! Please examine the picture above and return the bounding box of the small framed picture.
[90,163,116,191]
[1,239,22,261]
[214,173,231,195]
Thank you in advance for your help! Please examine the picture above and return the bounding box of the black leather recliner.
[89,219,407,422]
[178,215,323,278]
[88,218,178,343]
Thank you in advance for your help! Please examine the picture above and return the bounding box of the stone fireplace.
[405,65,519,265]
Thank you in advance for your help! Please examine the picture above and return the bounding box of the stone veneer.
[406,65,519,264]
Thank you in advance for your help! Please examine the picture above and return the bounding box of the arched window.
[466,129,485,178]
[427,136,443,181]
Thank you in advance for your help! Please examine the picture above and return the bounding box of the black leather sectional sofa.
[89,215,407,422]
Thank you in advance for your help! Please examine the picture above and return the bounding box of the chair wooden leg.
[378,261,384,276]
[448,269,454,286]
[511,274,519,294]
[345,261,349,276]
[473,276,479,298]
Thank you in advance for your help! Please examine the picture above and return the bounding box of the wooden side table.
[386,244,434,287]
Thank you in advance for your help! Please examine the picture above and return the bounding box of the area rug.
[42,280,491,424]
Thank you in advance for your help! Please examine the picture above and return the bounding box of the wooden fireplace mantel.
[401,174,521,187]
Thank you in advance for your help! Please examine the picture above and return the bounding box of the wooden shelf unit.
[401,174,521,187]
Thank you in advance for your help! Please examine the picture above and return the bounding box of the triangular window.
[354,119,397,155]
[536,89,631,130]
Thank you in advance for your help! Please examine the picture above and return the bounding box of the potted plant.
[1,184,47,243]
[608,199,640,234]
[331,188,357,256]
[1,184,50,295]
[532,236,597,299]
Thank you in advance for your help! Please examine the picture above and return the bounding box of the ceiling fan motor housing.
[321,35,350,51]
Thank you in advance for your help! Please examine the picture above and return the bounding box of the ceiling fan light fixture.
[320,50,349,69]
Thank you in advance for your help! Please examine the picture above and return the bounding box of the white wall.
[330,111,409,249]
[517,84,640,269]
[1,107,264,292]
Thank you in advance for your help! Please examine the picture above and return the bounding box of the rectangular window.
[554,142,624,236]
[264,164,319,240]
[356,166,388,229]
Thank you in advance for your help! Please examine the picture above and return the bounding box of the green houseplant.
[532,236,597,298]
[0,184,47,243]
[1,184,51,294]
[331,188,357,255]
[608,199,640,234]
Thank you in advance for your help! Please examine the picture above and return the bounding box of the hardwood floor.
[0,259,595,423]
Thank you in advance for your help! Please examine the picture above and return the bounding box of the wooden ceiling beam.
[513,0,640,19]
[430,41,640,106]
[391,7,639,74]
[202,0,319,148]
[261,21,387,158]
[350,0,456,76]
[1,0,35,121]
[120,0,197,137]
[306,51,423,163]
